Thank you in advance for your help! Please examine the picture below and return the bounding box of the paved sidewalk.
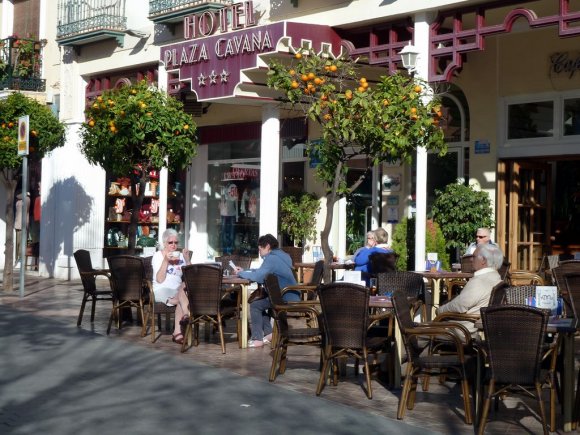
[0,273,575,434]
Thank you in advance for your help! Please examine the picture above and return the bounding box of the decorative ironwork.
[56,0,126,39]
[0,37,46,92]
[149,0,232,17]
[430,0,580,82]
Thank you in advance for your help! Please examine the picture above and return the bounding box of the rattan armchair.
[181,263,227,354]
[368,252,398,275]
[74,249,112,327]
[281,259,324,301]
[478,305,553,435]
[106,255,149,336]
[552,260,580,317]
[508,271,545,286]
[377,271,426,322]
[264,274,322,382]
[392,291,474,425]
[316,282,391,399]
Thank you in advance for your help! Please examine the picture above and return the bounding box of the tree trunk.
[320,161,342,283]
[2,171,18,291]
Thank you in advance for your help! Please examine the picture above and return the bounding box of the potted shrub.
[431,181,494,258]
[391,217,449,271]
[280,192,320,264]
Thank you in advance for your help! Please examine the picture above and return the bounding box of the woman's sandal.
[172,333,184,344]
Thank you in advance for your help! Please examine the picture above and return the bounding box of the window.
[507,101,554,139]
[563,98,580,136]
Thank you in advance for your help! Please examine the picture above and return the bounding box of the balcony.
[0,37,46,92]
[149,0,232,25]
[56,0,127,49]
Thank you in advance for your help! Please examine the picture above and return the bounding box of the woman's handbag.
[248,285,268,303]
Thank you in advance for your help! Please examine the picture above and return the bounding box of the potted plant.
[431,181,494,258]
[391,217,449,271]
[280,192,320,264]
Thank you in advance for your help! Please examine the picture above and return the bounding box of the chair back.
[498,260,511,281]
[141,255,153,282]
[264,274,289,336]
[376,271,424,299]
[460,255,475,273]
[504,285,536,305]
[318,282,369,349]
[488,281,508,306]
[480,305,548,385]
[562,272,580,327]
[107,255,146,302]
[392,291,422,362]
[74,249,98,293]
[552,260,580,288]
[309,260,325,285]
[368,252,397,275]
[182,263,223,316]
[215,255,252,273]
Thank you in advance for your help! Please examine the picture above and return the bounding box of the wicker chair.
[264,274,322,382]
[498,260,511,282]
[216,255,252,347]
[377,271,425,322]
[281,259,324,301]
[368,252,398,275]
[560,272,580,424]
[73,249,112,327]
[552,260,580,317]
[316,282,390,399]
[392,291,473,424]
[181,263,227,354]
[478,305,552,435]
[508,271,545,286]
[106,255,148,336]
[142,255,178,343]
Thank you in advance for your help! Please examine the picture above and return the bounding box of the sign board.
[17,115,29,156]
[474,140,490,154]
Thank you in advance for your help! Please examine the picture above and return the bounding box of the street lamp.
[399,42,420,74]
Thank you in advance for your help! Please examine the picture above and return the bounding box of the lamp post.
[400,42,428,273]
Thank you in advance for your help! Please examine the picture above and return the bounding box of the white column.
[259,104,280,237]
[413,12,433,272]
[0,1,14,38]
[157,66,169,244]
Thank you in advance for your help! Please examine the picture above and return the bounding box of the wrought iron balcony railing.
[149,0,232,23]
[56,0,127,47]
[0,36,46,92]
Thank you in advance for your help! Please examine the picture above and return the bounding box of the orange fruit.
[320,94,328,101]
[184,124,189,130]
[382,99,389,106]
[360,77,367,83]
[324,66,330,71]
[110,126,117,133]
[291,81,299,89]
[301,74,309,82]
[358,86,365,93]
[410,107,417,114]
[31,130,37,137]
[329,65,337,72]
[362,82,369,89]
[323,114,332,120]
[314,77,322,85]
[307,72,315,80]
[289,69,296,76]
[414,85,422,93]
[88,120,95,127]
[295,52,302,59]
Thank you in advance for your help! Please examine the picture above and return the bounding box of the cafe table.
[222,276,251,349]
[416,270,473,319]
[474,317,577,431]
[295,261,354,282]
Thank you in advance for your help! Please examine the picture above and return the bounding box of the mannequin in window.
[220,183,238,254]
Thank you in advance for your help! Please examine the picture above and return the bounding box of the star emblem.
[198,73,207,87]
[209,70,218,85]
[220,69,230,83]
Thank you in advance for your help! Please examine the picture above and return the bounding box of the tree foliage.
[280,192,320,247]
[79,80,199,253]
[431,182,495,253]
[0,92,66,290]
[267,52,447,274]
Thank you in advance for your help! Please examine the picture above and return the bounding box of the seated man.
[437,243,504,336]
[465,227,498,255]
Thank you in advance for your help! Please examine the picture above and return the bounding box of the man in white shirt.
[437,243,504,336]
[465,227,497,255]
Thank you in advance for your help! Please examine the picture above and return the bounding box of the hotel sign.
[160,2,342,101]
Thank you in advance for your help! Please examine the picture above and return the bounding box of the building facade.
[2,0,580,278]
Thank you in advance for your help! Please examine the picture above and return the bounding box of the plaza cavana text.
[162,30,273,68]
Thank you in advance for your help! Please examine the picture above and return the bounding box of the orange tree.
[267,52,446,276]
[80,80,198,254]
[0,92,66,290]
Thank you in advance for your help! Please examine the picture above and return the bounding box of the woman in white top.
[152,229,191,344]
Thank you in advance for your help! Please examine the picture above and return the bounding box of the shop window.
[563,98,580,136]
[207,140,260,256]
[507,101,554,139]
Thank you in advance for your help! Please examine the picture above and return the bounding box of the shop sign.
[221,167,259,181]
[184,1,257,40]
[161,21,342,101]
[550,52,580,79]
[474,140,490,154]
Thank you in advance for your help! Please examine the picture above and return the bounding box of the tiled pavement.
[1,272,577,434]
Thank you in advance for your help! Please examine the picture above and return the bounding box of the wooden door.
[498,160,551,271]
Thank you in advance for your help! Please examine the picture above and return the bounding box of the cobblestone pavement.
[0,272,577,434]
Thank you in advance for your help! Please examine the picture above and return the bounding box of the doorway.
[497,160,551,271]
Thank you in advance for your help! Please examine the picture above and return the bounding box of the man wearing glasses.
[466,227,497,255]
